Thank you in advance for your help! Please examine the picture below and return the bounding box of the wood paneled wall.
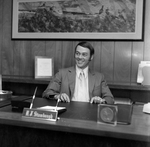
[0,0,150,85]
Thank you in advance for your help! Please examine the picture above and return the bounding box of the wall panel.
[54,41,63,72]
[72,41,79,66]
[92,42,101,73]
[62,41,74,68]
[0,0,150,86]
[114,42,132,84]
[31,41,46,56]
[101,42,114,83]
[131,42,144,83]
[31,41,46,77]
[144,0,150,61]
[45,41,56,57]
[20,41,32,76]
[13,41,22,75]
[0,0,2,73]
[2,0,14,75]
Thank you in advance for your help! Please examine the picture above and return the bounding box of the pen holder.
[97,104,118,126]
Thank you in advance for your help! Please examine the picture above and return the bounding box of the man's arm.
[42,71,61,99]
[42,69,70,103]
[91,73,114,104]
[101,74,114,104]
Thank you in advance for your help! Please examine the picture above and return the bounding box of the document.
[143,103,150,114]
[142,66,150,85]
[38,106,66,111]
[137,61,150,85]
[36,58,52,77]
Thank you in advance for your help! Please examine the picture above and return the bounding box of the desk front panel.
[0,97,149,143]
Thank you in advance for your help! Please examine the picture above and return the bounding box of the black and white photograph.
[0,0,150,147]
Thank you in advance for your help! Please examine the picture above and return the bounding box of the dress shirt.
[72,66,89,102]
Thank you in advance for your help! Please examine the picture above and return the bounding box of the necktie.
[78,71,88,102]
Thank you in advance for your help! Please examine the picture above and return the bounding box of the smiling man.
[42,42,114,104]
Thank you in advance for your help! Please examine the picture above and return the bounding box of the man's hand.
[54,93,70,102]
[90,96,106,104]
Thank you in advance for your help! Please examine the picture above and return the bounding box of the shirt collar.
[76,66,88,78]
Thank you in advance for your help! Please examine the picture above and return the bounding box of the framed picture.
[12,0,144,40]
[35,56,53,79]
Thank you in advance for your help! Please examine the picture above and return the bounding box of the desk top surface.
[0,97,150,142]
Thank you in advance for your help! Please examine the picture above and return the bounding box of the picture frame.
[12,0,145,40]
[34,56,53,79]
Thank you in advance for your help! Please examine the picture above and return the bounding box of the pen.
[30,87,38,109]
[55,92,62,111]
[55,98,60,111]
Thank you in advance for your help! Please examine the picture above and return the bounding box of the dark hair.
[74,42,95,57]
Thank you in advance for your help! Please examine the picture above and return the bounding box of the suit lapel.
[88,69,95,98]
[68,67,76,97]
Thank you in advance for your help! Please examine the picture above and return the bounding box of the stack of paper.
[38,106,66,112]
[137,61,150,85]
[143,103,150,114]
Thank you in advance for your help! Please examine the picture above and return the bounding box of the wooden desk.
[0,98,149,147]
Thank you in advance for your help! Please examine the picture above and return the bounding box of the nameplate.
[22,108,58,121]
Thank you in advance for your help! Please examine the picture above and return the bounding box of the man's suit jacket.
[42,66,114,104]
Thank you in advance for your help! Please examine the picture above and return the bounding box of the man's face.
[75,45,93,69]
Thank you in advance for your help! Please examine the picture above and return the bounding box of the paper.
[37,58,52,77]
[38,106,66,111]
[137,61,150,84]
[142,66,150,85]
[143,103,150,114]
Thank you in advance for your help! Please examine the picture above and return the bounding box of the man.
[42,42,114,104]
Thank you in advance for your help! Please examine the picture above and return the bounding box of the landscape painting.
[12,0,144,40]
